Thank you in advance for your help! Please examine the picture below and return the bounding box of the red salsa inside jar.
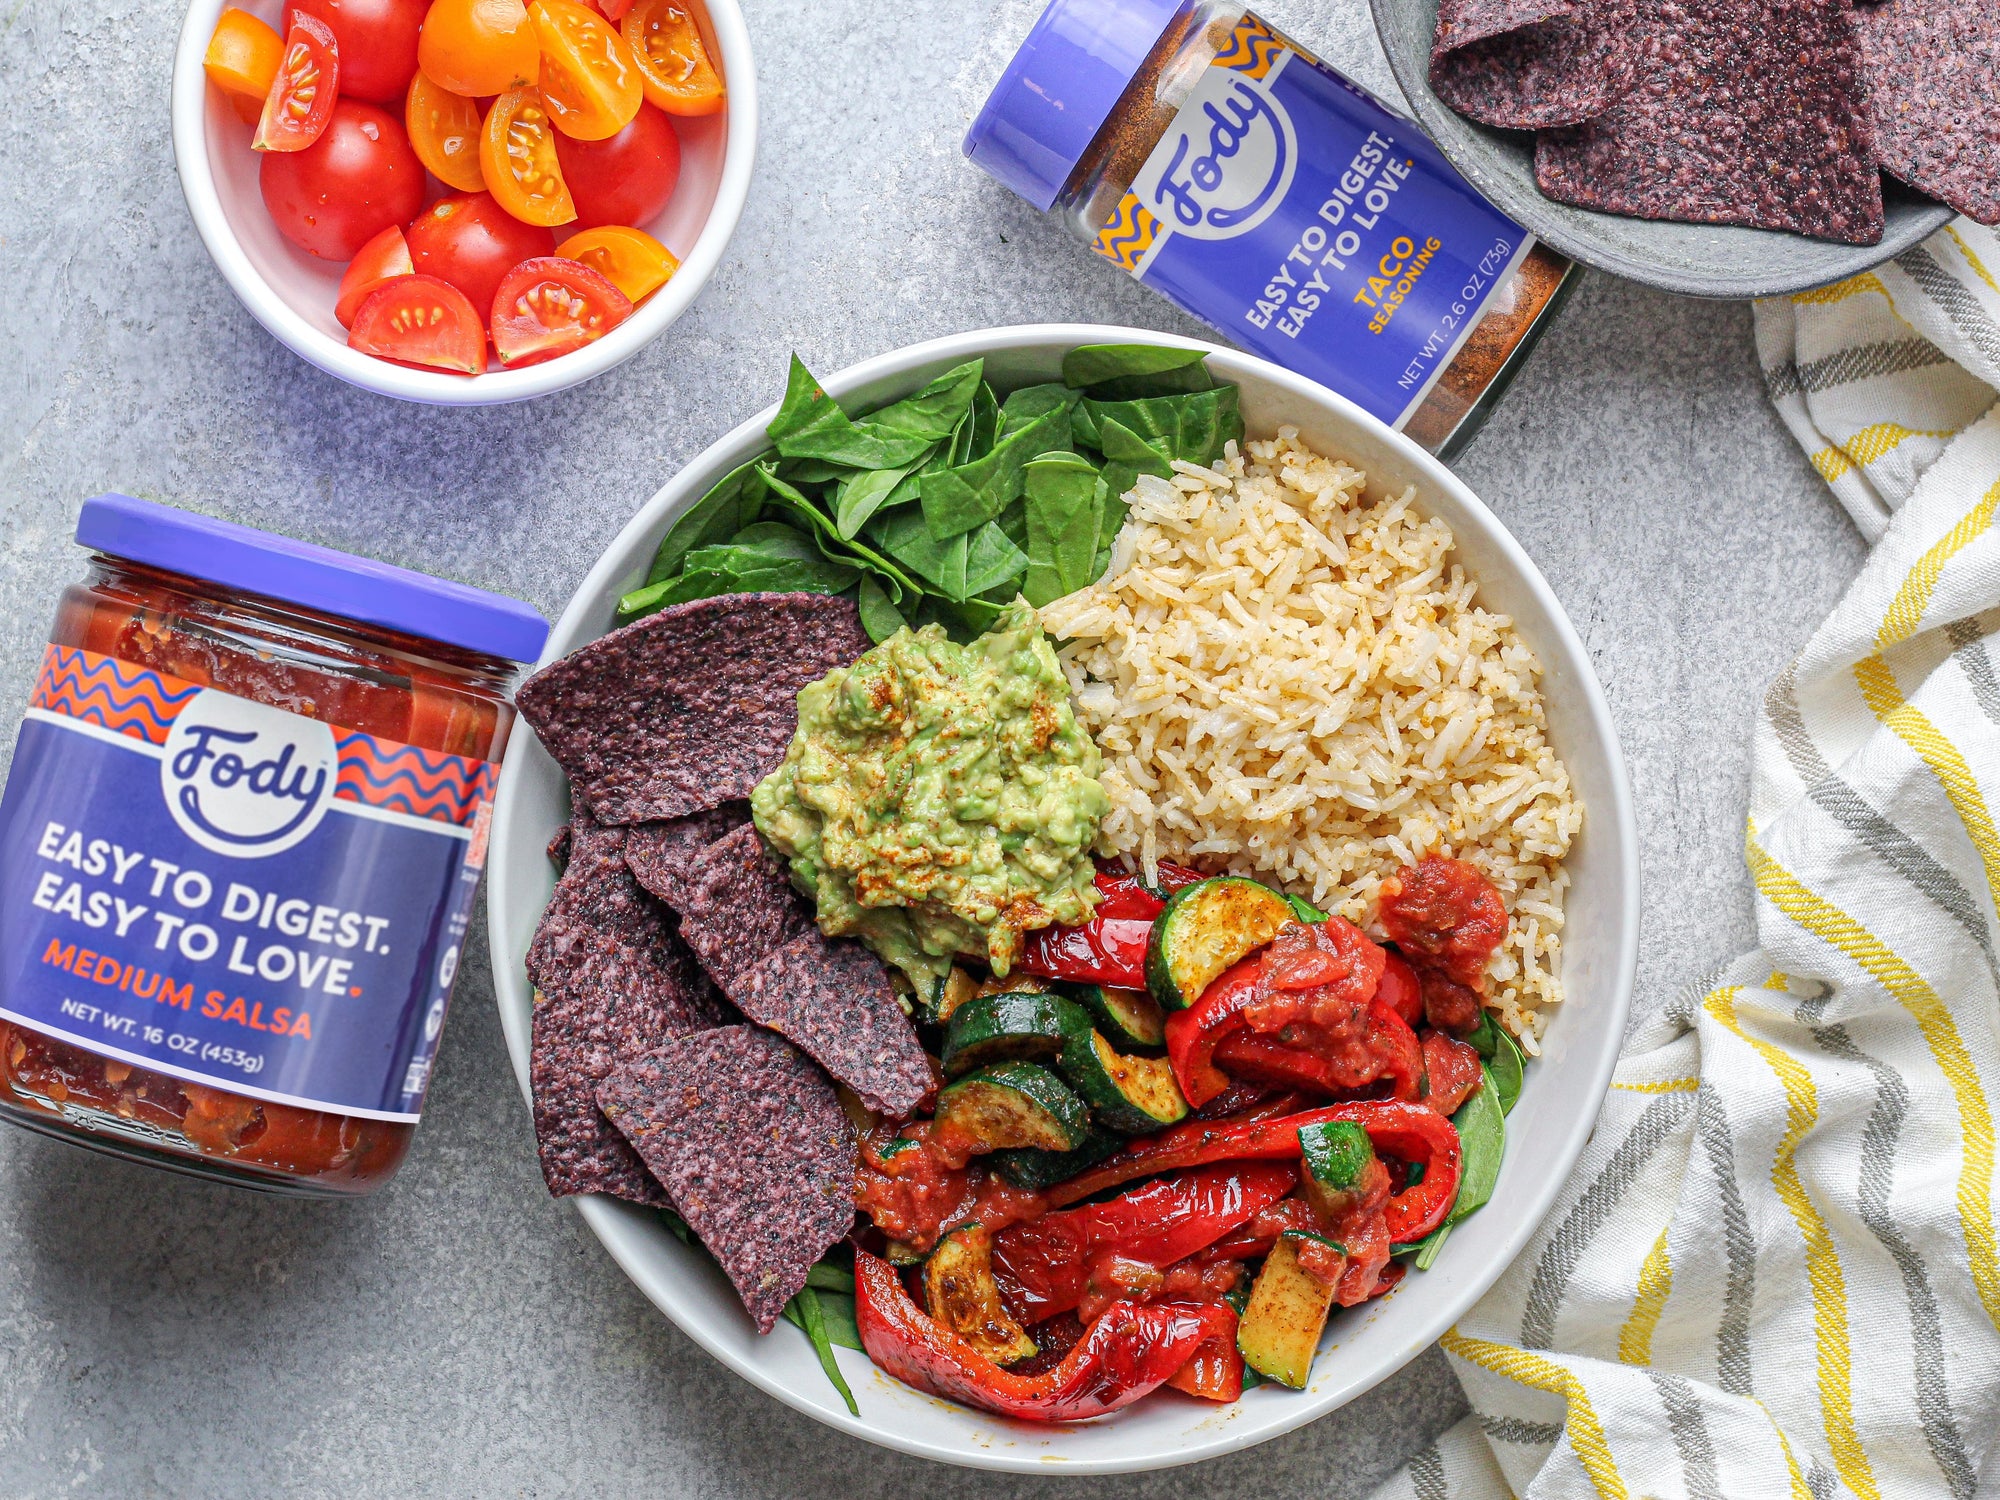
[0,495,546,1196]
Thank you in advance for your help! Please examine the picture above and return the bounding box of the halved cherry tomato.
[284,0,425,102]
[531,0,643,140]
[205,9,284,125]
[405,70,487,190]
[594,0,634,18]
[418,0,538,97]
[620,0,723,116]
[480,87,577,225]
[260,99,427,258]
[549,102,678,229]
[489,257,632,366]
[253,11,340,153]
[408,191,556,318]
[554,224,675,302]
[348,274,488,373]
[334,224,415,326]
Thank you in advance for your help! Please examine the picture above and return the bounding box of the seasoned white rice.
[1040,429,1580,1046]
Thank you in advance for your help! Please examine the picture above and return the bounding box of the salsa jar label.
[0,645,495,1122]
[1091,13,1534,429]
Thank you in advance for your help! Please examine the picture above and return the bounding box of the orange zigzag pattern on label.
[1214,14,1284,79]
[1093,193,1162,273]
[30,645,197,745]
[333,732,494,828]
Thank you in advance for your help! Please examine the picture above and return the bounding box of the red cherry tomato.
[252,11,340,153]
[489,256,632,366]
[335,224,415,326]
[549,102,680,229]
[348,275,488,373]
[405,191,557,319]
[260,99,427,259]
[283,0,425,102]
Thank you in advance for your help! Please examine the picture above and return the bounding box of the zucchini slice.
[975,971,1050,999]
[991,1127,1124,1191]
[924,1223,1038,1364]
[1065,983,1167,1053]
[1145,875,1294,1009]
[941,992,1092,1079]
[1057,1029,1189,1134]
[1298,1120,1377,1219]
[933,1062,1091,1153]
[1237,1231,1344,1389]
[930,965,979,1025]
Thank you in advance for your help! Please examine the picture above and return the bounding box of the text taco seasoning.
[0,496,548,1196]
[965,0,1576,457]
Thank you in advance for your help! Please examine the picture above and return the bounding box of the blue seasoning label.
[1091,13,1534,429]
[0,646,496,1121]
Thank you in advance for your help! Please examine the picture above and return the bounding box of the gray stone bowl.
[1369,0,1952,297]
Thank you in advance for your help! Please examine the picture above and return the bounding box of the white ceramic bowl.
[171,0,755,404]
[486,325,1639,1472]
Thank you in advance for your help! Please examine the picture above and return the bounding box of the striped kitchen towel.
[1370,222,2000,1500]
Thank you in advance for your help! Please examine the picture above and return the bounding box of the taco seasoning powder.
[0,496,547,1196]
[965,0,1575,457]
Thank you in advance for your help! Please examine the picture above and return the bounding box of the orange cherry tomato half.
[417,0,538,98]
[335,224,415,326]
[348,274,488,373]
[479,87,576,225]
[253,11,341,152]
[530,0,643,140]
[489,257,632,366]
[554,225,675,303]
[406,69,487,190]
[620,0,722,116]
[204,9,284,114]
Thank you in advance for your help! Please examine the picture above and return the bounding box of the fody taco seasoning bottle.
[965,0,1576,456]
[0,496,547,1196]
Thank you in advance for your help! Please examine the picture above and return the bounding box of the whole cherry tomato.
[407,191,557,318]
[419,0,539,97]
[283,0,426,102]
[260,99,427,259]
[550,101,680,229]
[489,257,632,366]
[348,275,488,373]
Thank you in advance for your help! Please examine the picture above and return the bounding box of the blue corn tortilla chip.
[1430,0,1640,129]
[514,593,870,825]
[675,822,817,988]
[1858,0,1999,226]
[623,801,751,911]
[726,930,933,1118]
[597,1026,856,1333]
[527,810,728,1203]
[1535,0,1884,244]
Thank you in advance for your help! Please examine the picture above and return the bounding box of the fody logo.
[1138,67,1297,242]
[161,690,337,857]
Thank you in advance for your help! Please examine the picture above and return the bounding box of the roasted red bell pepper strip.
[992,1162,1297,1319]
[1376,950,1423,1028]
[1018,862,1205,987]
[1164,955,1262,1107]
[854,1250,1234,1422]
[1043,1103,1463,1244]
[1163,1318,1245,1402]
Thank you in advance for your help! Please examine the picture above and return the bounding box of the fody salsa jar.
[0,495,547,1196]
[965,0,1577,457]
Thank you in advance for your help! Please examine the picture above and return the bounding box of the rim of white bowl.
[170,0,757,406]
[487,324,1641,1471]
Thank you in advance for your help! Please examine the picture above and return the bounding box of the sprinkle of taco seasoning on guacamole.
[752,601,1109,988]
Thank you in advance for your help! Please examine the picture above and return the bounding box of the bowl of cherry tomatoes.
[172,0,753,402]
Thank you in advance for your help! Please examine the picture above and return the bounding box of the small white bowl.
[171,0,755,404]
[486,325,1639,1472]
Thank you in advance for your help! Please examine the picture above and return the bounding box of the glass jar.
[0,495,547,1196]
[965,0,1577,458]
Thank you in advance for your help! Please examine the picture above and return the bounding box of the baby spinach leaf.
[1488,1028,1525,1116]
[1061,342,1209,391]
[835,454,931,539]
[963,520,1029,598]
[999,382,1078,436]
[866,360,984,441]
[1081,384,1243,467]
[776,457,853,485]
[1021,452,1103,608]
[757,463,921,604]
[869,508,967,599]
[647,458,770,584]
[1413,1064,1505,1270]
[781,1286,860,1415]
[855,575,906,643]
[768,355,936,469]
[919,403,1071,540]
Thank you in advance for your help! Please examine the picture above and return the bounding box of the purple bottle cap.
[964,0,1185,212]
[76,494,550,663]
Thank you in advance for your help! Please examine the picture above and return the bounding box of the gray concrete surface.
[0,0,1866,1493]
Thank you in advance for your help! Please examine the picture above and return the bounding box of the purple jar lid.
[964,0,1184,211]
[76,494,550,663]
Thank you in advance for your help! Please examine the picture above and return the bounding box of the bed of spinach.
[619,344,1244,641]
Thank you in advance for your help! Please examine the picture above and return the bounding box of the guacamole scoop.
[751,602,1109,990]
